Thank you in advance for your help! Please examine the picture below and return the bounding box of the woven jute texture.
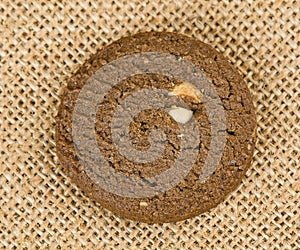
[1,0,299,249]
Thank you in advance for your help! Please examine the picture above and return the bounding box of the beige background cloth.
[1,0,299,249]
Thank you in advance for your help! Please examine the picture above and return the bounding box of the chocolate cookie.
[56,32,256,223]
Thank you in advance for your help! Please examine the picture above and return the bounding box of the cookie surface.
[56,32,256,223]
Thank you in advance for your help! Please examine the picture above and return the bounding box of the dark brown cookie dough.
[56,32,256,223]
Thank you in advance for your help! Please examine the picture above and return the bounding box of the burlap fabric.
[1,0,299,249]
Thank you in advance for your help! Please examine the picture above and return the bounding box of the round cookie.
[56,32,256,223]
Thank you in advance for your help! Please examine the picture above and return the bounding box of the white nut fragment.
[168,106,193,124]
[139,201,148,207]
[168,82,202,102]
